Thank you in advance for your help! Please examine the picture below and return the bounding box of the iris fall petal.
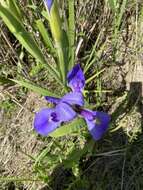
[34,108,60,136]
[81,109,110,140]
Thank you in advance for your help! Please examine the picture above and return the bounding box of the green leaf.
[107,0,116,12]
[46,0,66,83]
[50,118,86,138]
[6,0,22,20]
[0,5,62,86]
[68,0,75,70]
[63,140,95,168]
[116,0,127,30]
[36,19,55,55]
[112,0,127,48]
[85,68,105,84]
[29,62,45,77]
[1,7,33,58]
[56,41,66,83]
[35,147,51,165]
[41,10,49,20]
[27,5,37,11]
[0,77,15,85]
[11,79,59,97]
[84,30,103,74]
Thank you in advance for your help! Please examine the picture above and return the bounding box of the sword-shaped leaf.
[11,79,59,97]
[0,4,62,86]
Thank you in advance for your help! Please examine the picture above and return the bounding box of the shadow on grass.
[111,81,142,129]
[43,132,126,190]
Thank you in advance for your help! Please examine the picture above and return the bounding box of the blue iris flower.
[34,64,110,140]
[44,0,53,11]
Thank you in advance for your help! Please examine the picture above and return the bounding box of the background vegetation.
[0,0,143,189]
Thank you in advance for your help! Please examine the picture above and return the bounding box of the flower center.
[50,112,59,122]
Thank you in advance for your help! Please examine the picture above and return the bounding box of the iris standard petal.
[45,96,60,104]
[61,92,84,106]
[34,108,61,136]
[67,64,85,92]
[44,0,53,11]
[81,109,110,140]
[56,102,76,122]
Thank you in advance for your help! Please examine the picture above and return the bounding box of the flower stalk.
[44,0,67,84]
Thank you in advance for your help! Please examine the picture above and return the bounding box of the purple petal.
[80,109,94,120]
[45,96,60,104]
[34,108,61,136]
[61,92,84,106]
[44,0,53,11]
[81,109,110,140]
[95,111,111,125]
[67,64,85,92]
[56,102,76,122]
